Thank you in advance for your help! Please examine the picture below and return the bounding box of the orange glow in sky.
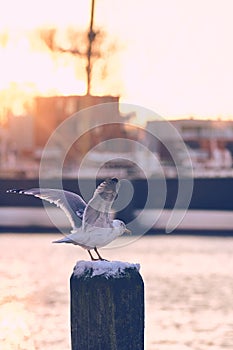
[1,0,233,120]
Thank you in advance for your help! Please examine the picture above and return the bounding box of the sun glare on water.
[0,301,36,350]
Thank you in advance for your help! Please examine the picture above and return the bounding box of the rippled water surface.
[0,234,233,350]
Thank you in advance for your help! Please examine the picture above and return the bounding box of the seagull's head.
[113,219,131,237]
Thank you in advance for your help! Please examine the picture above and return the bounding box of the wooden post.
[70,261,144,350]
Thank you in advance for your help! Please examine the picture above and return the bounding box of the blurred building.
[146,119,233,170]
[33,94,133,168]
[33,95,121,149]
[0,94,136,177]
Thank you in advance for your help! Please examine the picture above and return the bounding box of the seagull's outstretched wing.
[7,188,86,229]
[82,178,119,230]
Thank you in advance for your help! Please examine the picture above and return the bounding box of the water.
[0,234,233,350]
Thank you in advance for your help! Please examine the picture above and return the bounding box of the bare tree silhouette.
[38,0,119,95]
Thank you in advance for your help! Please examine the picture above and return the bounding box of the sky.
[0,0,233,120]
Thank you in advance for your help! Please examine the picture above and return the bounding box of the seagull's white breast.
[69,225,120,250]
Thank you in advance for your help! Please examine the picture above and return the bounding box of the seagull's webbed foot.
[94,247,108,261]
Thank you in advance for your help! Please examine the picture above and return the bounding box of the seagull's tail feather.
[52,236,74,244]
[6,189,26,194]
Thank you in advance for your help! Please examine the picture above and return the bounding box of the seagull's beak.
[124,228,132,235]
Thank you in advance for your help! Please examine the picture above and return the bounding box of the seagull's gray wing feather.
[7,188,86,229]
[82,178,119,230]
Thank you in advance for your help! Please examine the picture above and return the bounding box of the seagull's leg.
[87,250,97,261]
[94,247,106,261]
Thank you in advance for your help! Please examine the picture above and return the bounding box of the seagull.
[7,178,131,260]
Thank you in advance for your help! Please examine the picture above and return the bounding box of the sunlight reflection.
[0,30,86,119]
[0,301,36,350]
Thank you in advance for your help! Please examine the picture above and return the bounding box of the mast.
[86,0,96,95]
